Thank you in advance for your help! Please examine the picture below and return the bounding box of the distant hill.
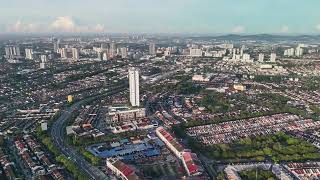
[190,34,320,43]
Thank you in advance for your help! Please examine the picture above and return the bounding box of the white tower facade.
[72,48,79,60]
[149,42,156,55]
[60,48,67,59]
[270,53,276,62]
[129,68,140,107]
[258,53,264,62]
[25,49,33,60]
[120,47,127,58]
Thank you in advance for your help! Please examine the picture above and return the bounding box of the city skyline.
[1,0,320,35]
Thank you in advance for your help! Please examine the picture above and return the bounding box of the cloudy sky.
[1,0,320,34]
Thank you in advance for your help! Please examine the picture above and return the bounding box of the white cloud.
[316,24,320,31]
[93,24,105,32]
[7,20,40,32]
[232,26,245,33]
[280,25,289,33]
[7,16,106,33]
[50,16,77,32]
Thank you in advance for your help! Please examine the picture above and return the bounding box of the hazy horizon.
[1,0,320,35]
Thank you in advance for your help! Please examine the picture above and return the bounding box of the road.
[50,88,125,180]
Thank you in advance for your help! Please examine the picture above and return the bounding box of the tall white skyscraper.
[72,48,79,60]
[240,45,245,57]
[102,51,108,61]
[4,47,10,57]
[60,48,67,59]
[25,48,33,60]
[40,55,48,69]
[13,46,20,56]
[40,55,48,62]
[120,47,127,58]
[129,68,140,107]
[270,53,276,62]
[258,53,264,62]
[109,42,116,57]
[295,46,303,57]
[149,42,156,55]
[242,53,250,61]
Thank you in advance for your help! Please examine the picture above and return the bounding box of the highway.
[50,88,125,180]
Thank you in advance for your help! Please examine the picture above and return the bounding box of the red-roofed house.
[106,158,140,180]
[156,127,184,157]
[181,152,204,176]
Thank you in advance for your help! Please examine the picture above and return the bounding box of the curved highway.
[51,88,125,180]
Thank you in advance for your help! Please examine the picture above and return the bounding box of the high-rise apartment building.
[149,42,156,55]
[258,53,264,62]
[270,53,276,62]
[60,48,67,59]
[25,48,33,60]
[5,46,20,58]
[120,47,127,58]
[129,68,140,107]
[72,48,79,60]
[109,42,116,57]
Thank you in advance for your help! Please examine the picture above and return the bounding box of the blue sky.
[1,0,320,34]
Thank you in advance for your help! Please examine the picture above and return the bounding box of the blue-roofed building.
[145,149,160,157]
[87,139,161,159]
[120,138,129,144]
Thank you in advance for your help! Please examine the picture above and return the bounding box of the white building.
[13,46,21,56]
[164,50,171,57]
[129,68,140,107]
[40,63,47,69]
[120,47,127,58]
[102,52,108,61]
[232,49,236,60]
[270,53,276,62]
[72,48,79,60]
[221,43,234,49]
[258,53,264,62]
[192,74,211,82]
[242,53,250,61]
[108,106,145,122]
[189,48,202,57]
[60,48,67,59]
[284,48,295,56]
[109,42,116,57]
[5,46,20,58]
[149,42,156,55]
[295,46,303,57]
[240,45,245,57]
[25,48,33,60]
[40,55,48,63]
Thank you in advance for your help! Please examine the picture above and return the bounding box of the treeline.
[35,125,87,179]
[173,126,320,163]
[199,92,230,113]
[56,155,87,180]
[239,169,276,180]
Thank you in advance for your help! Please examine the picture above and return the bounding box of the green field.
[239,169,276,180]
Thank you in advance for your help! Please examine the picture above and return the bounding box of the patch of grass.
[239,169,276,180]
